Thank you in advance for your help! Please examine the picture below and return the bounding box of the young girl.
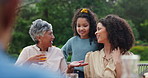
[61,8,100,78]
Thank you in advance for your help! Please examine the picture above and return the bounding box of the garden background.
[8,0,148,62]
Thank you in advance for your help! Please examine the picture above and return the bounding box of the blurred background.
[8,0,148,62]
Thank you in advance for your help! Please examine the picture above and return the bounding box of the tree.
[140,20,148,42]
[36,0,114,46]
[8,4,39,55]
[114,0,148,41]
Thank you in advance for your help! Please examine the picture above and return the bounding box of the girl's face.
[38,30,55,47]
[95,23,108,43]
[76,18,90,39]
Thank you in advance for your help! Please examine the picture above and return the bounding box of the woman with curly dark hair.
[84,14,135,78]
[61,8,99,78]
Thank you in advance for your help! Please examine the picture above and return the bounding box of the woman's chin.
[47,44,52,47]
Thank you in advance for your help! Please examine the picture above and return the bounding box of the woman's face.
[95,23,108,43]
[38,30,55,47]
[76,18,90,39]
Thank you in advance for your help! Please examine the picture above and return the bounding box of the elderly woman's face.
[38,30,55,47]
[95,23,108,43]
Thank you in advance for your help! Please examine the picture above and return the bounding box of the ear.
[36,36,42,42]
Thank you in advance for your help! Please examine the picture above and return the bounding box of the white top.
[15,45,67,74]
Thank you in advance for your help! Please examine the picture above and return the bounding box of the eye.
[49,32,53,35]
[77,25,80,27]
[97,27,101,31]
[84,25,88,27]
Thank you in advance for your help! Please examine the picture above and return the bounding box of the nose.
[95,31,98,35]
[80,26,84,30]
[52,34,55,39]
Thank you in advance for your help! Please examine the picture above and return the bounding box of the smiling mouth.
[79,31,85,34]
[49,41,53,44]
[96,35,100,38]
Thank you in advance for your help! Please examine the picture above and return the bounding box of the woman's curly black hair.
[99,14,135,53]
[71,8,98,45]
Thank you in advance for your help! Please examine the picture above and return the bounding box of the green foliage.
[114,0,148,41]
[7,5,39,55]
[7,0,148,59]
[139,20,148,42]
[135,40,148,46]
[36,0,114,46]
[130,46,148,61]
[67,53,72,62]
[127,20,139,40]
[36,0,74,46]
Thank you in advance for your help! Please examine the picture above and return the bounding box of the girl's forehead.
[77,18,89,24]
[77,17,87,21]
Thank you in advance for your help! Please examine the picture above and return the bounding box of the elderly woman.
[84,14,134,78]
[15,19,88,75]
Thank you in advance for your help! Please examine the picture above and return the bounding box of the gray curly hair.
[29,19,53,43]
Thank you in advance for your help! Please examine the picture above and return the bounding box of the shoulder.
[51,46,63,54]
[86,50,99,57]
[51,46,61,51]
[21,45,35,52]
[21,45,38,53]
[68,36,79,41]
[23,45,35,50]
[51,46,65,57]
[64,36,79,44]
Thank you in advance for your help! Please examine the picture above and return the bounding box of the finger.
[39,60,46,62]
[74,63,89,67]
[36,54,46,57]
[117,47,120,50]
[39,57,47,61]
[70,64,80,67]
[36,62,44,65]
[35,59,46,63]
[78,60,84,63]
[112,49,116,53]
[79,63,88,66]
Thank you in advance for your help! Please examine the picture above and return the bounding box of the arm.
[84,52,91,78]
[112,48,122,78]
[61,39,72,60]
[115,60,122,78]
[15,48,29,66]
[60,56,68,74]
[15,48,46,67]
[23,54,46,66]
[66,60,88,73]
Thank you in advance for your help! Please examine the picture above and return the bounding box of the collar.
[101,48,112,61]
[33,44,51,52]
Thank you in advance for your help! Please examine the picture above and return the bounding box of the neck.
[104,41,112,56]
[37,44,48,51]
[80,36,89,39]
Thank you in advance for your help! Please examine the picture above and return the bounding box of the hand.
[69,60,88,68]
[66,60,88,73]
[27,54,46,65]
[112,47,122,64]
[112,47,122,78]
